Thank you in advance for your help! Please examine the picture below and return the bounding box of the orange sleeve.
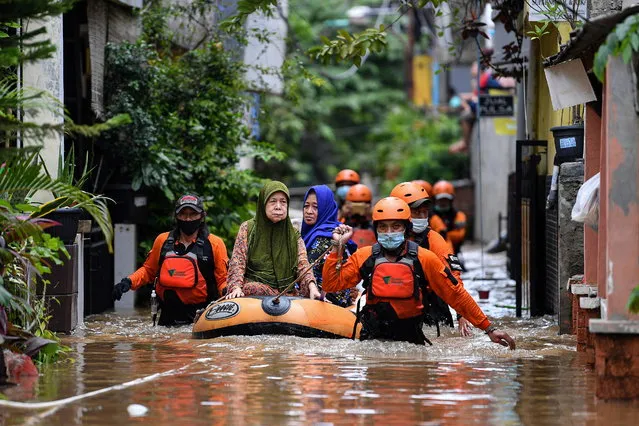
[429,214,447,233]
[128,233,168,290]
[447,211,467,245]
[418,248,490,330]
[427,231,463,282]
[322,247,371,292]
[209,234,229,294]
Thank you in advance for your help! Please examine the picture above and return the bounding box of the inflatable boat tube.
[192,296,361,339]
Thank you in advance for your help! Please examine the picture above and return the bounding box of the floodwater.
[2,246,639,425]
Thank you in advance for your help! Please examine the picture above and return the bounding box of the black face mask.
[177,218,201,235]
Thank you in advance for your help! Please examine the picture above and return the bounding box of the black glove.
[112,278,132,301]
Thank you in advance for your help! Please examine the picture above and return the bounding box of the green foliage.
[260,0,406,185]
[309,26,387,67]
[527,21,551,42]
[369,105,467,194]
[0,0,121,361]
[594,14,639,82]
[0,0,76,67]
[219,0,278,34]
[102,3,283,245]
[628,285,639,314]
[0,150,114,252]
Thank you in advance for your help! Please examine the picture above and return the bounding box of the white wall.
[21,15,64,182]
[243,0,288,95]
[471,117,516,243]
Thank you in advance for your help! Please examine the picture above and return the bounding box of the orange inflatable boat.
[192,296,361,339]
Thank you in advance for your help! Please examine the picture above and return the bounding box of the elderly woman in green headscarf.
[225,181,322,300]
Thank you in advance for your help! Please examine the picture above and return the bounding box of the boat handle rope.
[272,242,337,304]
[198,241,342,316]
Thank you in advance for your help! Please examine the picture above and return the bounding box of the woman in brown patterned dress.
[225,181,322,300]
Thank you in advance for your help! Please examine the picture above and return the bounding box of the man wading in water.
[322,197,515,347]
[112,194,229,326]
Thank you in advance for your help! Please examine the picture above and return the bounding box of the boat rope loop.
[273,243,338,304]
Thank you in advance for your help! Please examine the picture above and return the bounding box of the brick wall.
[594,334,639,399]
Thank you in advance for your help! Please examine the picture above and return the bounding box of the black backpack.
[158,229,218,302]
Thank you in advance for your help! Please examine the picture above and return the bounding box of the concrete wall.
[21,16,64,180]
[600,56,639,322]
[558,161,584,333]
[471,119,515,243]
[243,0,288,95]
[588,0,623,17]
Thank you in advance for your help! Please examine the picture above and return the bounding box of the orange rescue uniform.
[322,245,490,330]
[430,211,467,252]
[413,229,461,281]
[129,232,229,305]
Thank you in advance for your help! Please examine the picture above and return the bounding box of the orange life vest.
[158,251,203,289]
[359,241,424,319]
[156,231,217,305]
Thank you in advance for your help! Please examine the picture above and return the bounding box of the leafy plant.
[101,2,284,247]
[594,14,639,82]
[0,150,114,252]
[1,0,123,363]
[368,105,466,194]
[628,285,639,315]
[309,26,388,67]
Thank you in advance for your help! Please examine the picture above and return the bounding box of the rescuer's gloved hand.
[112,278,132,301]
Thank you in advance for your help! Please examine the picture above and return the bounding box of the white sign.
[544,59,597,111]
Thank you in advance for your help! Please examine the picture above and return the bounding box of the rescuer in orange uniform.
[342,183,376,248]
[112,194,229,326]
[334,169,360,205]
[430,180,468,255]
[412,179,432,196]
[390,182,472,336]
[322,197,515,348]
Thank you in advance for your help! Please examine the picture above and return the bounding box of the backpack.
[158,229,218,302]
[353,241,454,338]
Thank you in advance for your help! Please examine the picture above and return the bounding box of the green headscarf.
[245,181,299,290]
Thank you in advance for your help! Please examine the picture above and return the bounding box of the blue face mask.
[336,185,351,200]
[411,218,429,234]
[377,231,405,250]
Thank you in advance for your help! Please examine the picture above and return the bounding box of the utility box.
[40,243,79,333]
[114,223,137,311]
[84,227,114,316]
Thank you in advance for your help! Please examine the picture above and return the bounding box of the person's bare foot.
[449,139,468,153]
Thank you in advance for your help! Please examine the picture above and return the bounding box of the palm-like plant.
[0,150,114,251]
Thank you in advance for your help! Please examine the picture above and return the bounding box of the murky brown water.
[2,248,639,425]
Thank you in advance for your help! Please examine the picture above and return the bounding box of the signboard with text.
[479,95,514,117]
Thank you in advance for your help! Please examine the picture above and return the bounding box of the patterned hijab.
[245,181,299,290]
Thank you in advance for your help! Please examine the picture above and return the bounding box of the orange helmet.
[335,169,360,185]
[412,180,432,196]
[390,182,429,207]
[346,184,372,202]
[372,197,412,222]
[432,180,455,200]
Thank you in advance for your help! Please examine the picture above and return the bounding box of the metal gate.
[513,140,548,317]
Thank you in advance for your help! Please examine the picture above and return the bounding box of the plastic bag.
[572,172,599,228]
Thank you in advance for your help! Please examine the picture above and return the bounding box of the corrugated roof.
[544,5,639,67]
